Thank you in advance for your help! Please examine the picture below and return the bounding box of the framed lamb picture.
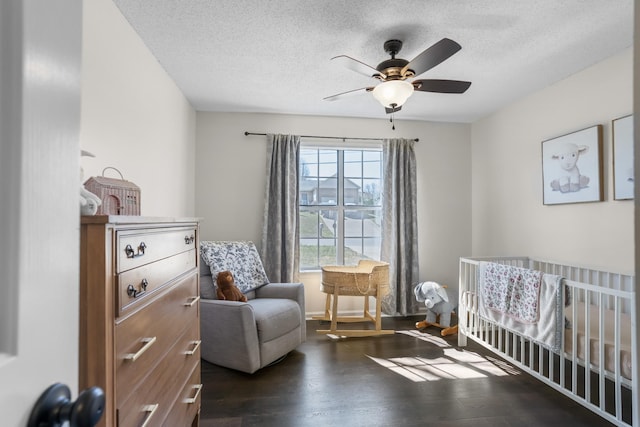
[612,114,633,200]
[541,125,603,205]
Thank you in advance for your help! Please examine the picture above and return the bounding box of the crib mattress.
[563,302,632,381]
[321,260,389,297]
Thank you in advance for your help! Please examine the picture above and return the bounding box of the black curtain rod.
[244,131,418,142]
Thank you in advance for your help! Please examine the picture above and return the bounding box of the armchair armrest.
[199,299,261,373]
[256,282,304,302]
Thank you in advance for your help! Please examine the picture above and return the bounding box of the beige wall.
[80,0,196,217]
[195,112,472,315]
[80,0,633,315]
[471,48,633,273]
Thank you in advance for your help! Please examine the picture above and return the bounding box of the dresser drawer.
[117,249,196,317]
[115,273,199,403]
[162,362,202,427]
[116,329,201,427]
[117,226,197,273]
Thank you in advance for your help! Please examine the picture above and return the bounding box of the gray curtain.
[380,138,419,315]
[260,133,301,283]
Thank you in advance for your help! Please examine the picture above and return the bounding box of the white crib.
[458,256,638,426]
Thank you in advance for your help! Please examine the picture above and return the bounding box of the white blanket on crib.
[478,262,564,352]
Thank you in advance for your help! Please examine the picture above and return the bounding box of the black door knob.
[27,383,105,427]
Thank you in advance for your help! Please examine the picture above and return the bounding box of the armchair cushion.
[201,241,269,294]
[250,298,301,342]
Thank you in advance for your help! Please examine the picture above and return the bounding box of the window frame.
[299,139,383,271]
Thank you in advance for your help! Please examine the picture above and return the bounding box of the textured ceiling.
[112,1,633,123]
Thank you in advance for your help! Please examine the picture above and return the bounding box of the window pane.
[344,237,365,266]
[363,151,381,162]
[301,162,318,178]
[362,179,381,206]
[344,178,360,205]
[318,238,337,266]
[344,150,361,162]
[299,178,319,206]
[300,149,317,163]
[344,236,380,264]
[344,161,362,178]
[319,209,337,237]
[344,209,365,232]
[345,210,381,235]
[299,210,319,237]
[362,237,381,259]
[300,150,317,178]
[318,177,337,204]
[362,209,382,235]
[362,160,381,178]
[318,150,337,166]
[318,162,337,177]
[300,238,319,270]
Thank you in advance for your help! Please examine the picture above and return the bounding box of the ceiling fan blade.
[413,79,471,94]
[385,105,402,114]
[323,86,373,101]
[402,38,462,78]
[331,55,387,79]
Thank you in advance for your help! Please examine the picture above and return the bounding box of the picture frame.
[541,125,603,205]
[612,114,633,200]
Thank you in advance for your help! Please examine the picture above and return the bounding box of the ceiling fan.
[324,38,471,115]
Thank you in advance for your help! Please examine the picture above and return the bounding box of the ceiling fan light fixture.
[372,80,414,108]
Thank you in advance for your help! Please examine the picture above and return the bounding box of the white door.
[0,1,84,426]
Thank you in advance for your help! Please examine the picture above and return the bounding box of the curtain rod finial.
[244,131,249,136]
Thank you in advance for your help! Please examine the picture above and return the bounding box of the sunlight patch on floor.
[396,329,450,347]
[367,331,520,382]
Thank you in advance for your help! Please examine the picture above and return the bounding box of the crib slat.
[597,292,604,412]
[631,296,639,427]
[614,296,622,422]
[571,289,578,394]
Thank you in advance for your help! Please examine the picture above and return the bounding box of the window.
[299,145,382,270]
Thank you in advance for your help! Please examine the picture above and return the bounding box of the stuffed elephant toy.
[414,281,458,331]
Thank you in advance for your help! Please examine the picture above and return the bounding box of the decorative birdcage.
[84,167,141,216]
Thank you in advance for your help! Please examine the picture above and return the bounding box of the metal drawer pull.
[140,404,159,427]
[124,242,146,259]
[124,337,156,362]
[126,278,148,299]
[184,296,200,307]
[185,340,201,356]
[184,384,203,404]
[184,235,195,244]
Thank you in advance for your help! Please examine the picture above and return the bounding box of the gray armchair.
[199,241,306,374]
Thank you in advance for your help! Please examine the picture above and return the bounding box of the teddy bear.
[216,270,247,302]
[413,281,458,336]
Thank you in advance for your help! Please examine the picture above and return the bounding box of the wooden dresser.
[80,216,201,427]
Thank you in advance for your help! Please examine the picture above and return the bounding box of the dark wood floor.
[200,316,615,427]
